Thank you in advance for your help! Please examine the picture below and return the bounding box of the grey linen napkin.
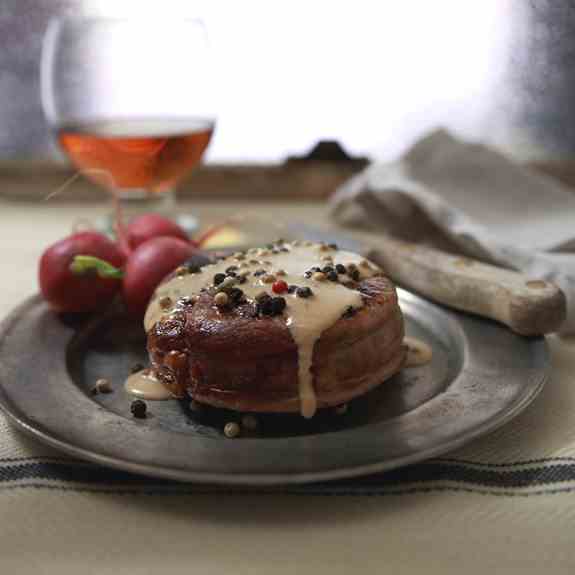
[330,129,575,335]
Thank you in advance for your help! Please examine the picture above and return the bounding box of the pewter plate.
[0,291,548,485]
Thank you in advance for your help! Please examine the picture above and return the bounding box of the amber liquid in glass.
[58,118,214,193]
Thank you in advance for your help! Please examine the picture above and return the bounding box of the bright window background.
[88,0,514,162]
[0,0,561,163]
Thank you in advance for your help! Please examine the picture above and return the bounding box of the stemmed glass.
[41,17,216,228]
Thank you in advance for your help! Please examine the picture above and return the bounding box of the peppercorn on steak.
[145,240,406,418]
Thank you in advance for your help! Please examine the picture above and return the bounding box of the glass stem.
[98,188,198,237]
[114,188,176,217]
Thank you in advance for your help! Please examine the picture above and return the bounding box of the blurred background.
[2,0,575,166]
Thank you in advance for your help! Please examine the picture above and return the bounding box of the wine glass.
[41,16,216,230]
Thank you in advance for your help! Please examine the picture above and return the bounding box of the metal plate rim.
[0,294,549,486]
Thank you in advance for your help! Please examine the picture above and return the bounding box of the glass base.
[96,189,199,237]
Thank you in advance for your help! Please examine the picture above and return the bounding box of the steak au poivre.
[146,240,406,418]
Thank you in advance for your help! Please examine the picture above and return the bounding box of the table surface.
[1,197,575,575]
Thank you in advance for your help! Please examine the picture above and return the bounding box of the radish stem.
[45,168,132,257]
[70,255,124,279]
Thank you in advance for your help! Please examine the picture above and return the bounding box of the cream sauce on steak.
[124,369,173,400]
[144,241,380,418]
[403,337,433,367]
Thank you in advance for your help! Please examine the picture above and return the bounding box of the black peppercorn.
[253,270,266,277]
[342,306,357,319]
[296,286,313,298]
[327,271,339,281]
[213,273,226,285]
[350,269,360,281]
[131,400,147,419]
[336,263,347,274]
[183,253,212,273]
[272,296,286,314]
[322,265,334,274]
[237,275,247,284]
[255,291,270,301]
[255,294,286,316]
[228,287,245,304]
[287,284,298,294]
[257,298,275,316]
[312,266,322,272]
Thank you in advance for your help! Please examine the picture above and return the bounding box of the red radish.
[39,232,125,313]
[122,236,201,316]
[125,213,189,251]
[123,212,236,254]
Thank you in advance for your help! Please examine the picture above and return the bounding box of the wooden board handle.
[367,240,566,336]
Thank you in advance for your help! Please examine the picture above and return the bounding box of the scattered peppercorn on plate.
[0,280,548,484]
